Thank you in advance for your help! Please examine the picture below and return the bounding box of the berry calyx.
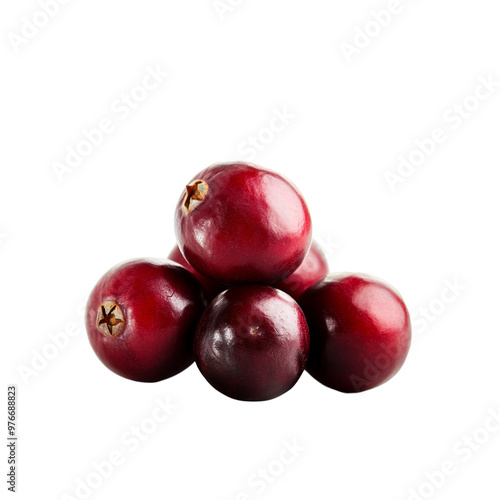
[96,301,125,337]
[183,180,208,214]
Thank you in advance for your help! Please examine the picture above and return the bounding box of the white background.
[1,1,500,499]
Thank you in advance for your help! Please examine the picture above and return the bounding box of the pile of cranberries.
[86,162,411,401]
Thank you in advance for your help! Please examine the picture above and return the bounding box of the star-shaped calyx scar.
[97,301,125,337]
[183,179,208,214]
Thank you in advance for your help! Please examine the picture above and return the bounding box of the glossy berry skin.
[274,240,329,301]
[85,259,206,383]
[168,245,226,301]
[300,274,411,393]
[174,162,312,284]
[194,286,310,401]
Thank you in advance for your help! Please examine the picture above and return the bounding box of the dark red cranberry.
[300,273,411,393]
[174,162,312,284]
[168,245,226,301]
[194,286,310,401]
[274,240,329,301]
[85,258,206,382]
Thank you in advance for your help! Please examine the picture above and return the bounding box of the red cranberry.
[299,273,411,393]
[174,162,312,284]
[274,240,329,301]
[85,259,206,382]
[194,286,310,401]
[167,245,226,301]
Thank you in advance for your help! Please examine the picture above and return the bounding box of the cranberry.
[174,162,312,284]
[194,286,310,401]
[299,273,411,393]
[274,240,329,301]
[85,259,206,382]
[167,245,226,301]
